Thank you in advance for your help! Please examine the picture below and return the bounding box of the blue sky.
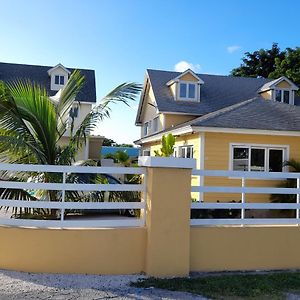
[0,0,299,143]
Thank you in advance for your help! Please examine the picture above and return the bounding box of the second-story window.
[153,117,159,133]
[144,122,149,136]
[70,107,79,118]
[275,89,290,104]
[55,75,65,85]
[179,82,197,100]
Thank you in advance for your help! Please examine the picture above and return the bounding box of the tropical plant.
[154,134,176,157]
[270,159,300,203]
[0,70,141,218]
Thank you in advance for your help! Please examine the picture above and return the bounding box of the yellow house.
[135,68,300,205]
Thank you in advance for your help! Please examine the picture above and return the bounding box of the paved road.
[0,269,206,300]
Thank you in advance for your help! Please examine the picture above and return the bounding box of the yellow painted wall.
[203,132,300,205]
[276,80,291,88]
[260,90,272,100]
[0,227,146,274]
[144,133,201,200]
[140,85,162,137]
[145,166,192,277]
[178,73,199,82]
[191,226,300,271]
[163,114,196,129]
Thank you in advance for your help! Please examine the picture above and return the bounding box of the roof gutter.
[135,125,193,145]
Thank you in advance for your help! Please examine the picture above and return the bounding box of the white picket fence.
[191,169,300,226]
[0,164,146,228]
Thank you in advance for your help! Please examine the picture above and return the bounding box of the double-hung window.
[179,82,197,100]
[55,75,65,85]
[231,144,287,172]
[180,145,194,158]
[144,122,149,136]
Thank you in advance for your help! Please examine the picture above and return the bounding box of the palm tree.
[0,70,141,218]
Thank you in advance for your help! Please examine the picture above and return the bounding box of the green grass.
[131,272,300,299]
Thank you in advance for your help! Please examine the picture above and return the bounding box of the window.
[143,149,150,156]
[274,89,290,104]
[179,82,197,100]
[180,145,193,158]
[173,147,178,157]
[153,117,159,133]
[232,145,286,172]
[54,75,65,85]
[144,122,149,136]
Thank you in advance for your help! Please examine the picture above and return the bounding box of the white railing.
[191,169,300,226]
[0,164,146,228]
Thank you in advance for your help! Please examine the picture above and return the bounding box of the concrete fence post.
[139,156,196,277]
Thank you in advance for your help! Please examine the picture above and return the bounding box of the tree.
[269,47,300,89]
[0,70,141,216]
[231,43,285,78]
[103,138,116,146]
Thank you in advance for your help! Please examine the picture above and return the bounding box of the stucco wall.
[191,226,300,271]
[0,227,146,274]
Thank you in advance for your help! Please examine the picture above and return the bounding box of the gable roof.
[190,96,300,131]
[47,63,71,75]
[258,76,299,92]
[136,69,300,125]
[135,96,300,144]
[0,62,96,103]
[166,69,204,86]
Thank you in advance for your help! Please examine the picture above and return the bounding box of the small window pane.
[251,148,265,171]
[269,149,283,172]
[55,75,59,84]
[188,84,196,98]
[60,76,65,85]
[233,147,249,171]
[275,90,282,102]
[179,83,187,98]
[283,90,290,104]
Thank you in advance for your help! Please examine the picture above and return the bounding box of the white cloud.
[174,60,201,72]
[227,45,241,54]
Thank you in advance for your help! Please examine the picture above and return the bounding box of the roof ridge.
[147,68,271,81]
[0,61,95,72]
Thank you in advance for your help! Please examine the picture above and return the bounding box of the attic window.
[275,89,290,104]
[55,75,65,85]
[179,82,197,100]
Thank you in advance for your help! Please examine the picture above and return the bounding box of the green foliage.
[231,43,285,78]
[271,159,300,204]
[102,138,116,146]
[269,47,300,90]
[154,134,176,157]
[0,74,142,216]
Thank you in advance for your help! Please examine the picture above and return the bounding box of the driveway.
[0,269,206,300]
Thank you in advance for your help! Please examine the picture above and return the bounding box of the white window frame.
[143,122,149,136]
[179,145,194,158]
[173,146,178,158]
[273,88,293,104]
[177,81,200,101]
[142,149,150,156]
[229,143,289,172]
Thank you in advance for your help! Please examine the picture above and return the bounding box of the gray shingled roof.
[0,62,96,103]
[145,69,300,117]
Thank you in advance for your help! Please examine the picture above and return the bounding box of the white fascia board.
[136,125,193,144]
[138,156,196,169]
[47,63,71,75]
[192,126,300,137]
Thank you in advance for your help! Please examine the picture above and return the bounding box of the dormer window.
[47,63,71,91]
[179,82,196,100]
[166,69,204,103]
[275,89,290,104]
[55,75,65,85]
